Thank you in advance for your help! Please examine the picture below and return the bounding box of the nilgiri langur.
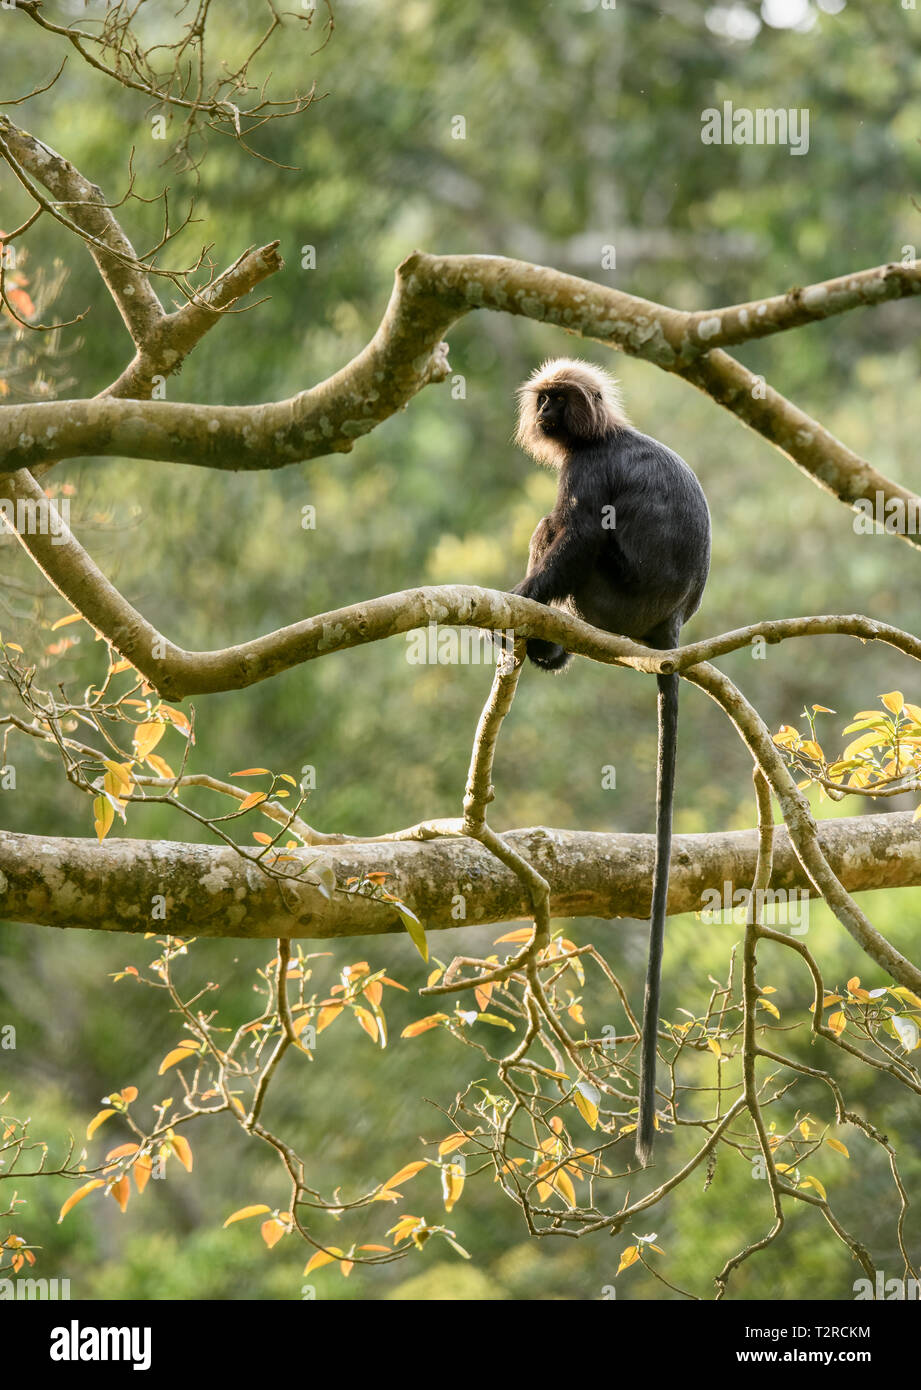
[512,358,711,1166]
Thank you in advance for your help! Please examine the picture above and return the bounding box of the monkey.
[511,358,711,1167]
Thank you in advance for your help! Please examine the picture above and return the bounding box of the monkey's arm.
[513,504,603,605]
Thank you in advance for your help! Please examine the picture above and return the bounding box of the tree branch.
[2,812,920,937]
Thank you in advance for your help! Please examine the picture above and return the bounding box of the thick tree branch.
[1,813,919,938]
[2,250,920,558]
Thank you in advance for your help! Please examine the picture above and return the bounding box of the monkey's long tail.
[636,671,679,1167]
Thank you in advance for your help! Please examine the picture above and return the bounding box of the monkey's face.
[535,390,568,437]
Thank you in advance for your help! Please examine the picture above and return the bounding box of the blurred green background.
[1,0,920,1299]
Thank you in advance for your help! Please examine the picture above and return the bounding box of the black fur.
[514,377,710,1166]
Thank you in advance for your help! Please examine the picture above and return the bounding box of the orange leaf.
[401,1014,448,1037]
[134,1154,153,1193]
[105,1143,140,1161]
[383,1161,427,1189]
[316,1004,343,1033]
[261,1218,287,1249]
[59,1179,104,1222]
[109,1176,130,1212]
[232,768,270,777]
[438,1133,470,1157]
[353,1005,379,1043]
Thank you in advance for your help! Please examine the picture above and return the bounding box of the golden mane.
[515,357,629,467]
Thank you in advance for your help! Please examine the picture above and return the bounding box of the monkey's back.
[569,427,710,647]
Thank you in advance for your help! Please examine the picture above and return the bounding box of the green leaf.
[396,904,428,961]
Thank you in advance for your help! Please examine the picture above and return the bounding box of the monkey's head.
[515,357,629,468]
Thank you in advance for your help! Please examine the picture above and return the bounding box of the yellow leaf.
[158,1039,199,1074]
[880,691,904,714]
[87,1108,115,1139]
[842,731,884,761]
[223,1204,272,1227]
[51,612,83,630]
[757,997,781,1019]
[108,658,134,675]
[800,1175,827,1200]
[825,1137,850,1158]
[58,1179,105,1221]
[133,722,165,759]
[145,753,175,779]
[890,987,921,1008]
[809,993,841,1013]
[551,1168,576,1207]
[707,1037,722,1057]
[171,1134,193,1171]
[159,706,191,734]
[617,1244,639,1275]
[573,1088,598,1130]
[93,795,114,843]
[304,1247,343,1274]
[442,1162,465,1212]
[238,791,268,813]
[827,1011,846,1037]
[103,759,134,797]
